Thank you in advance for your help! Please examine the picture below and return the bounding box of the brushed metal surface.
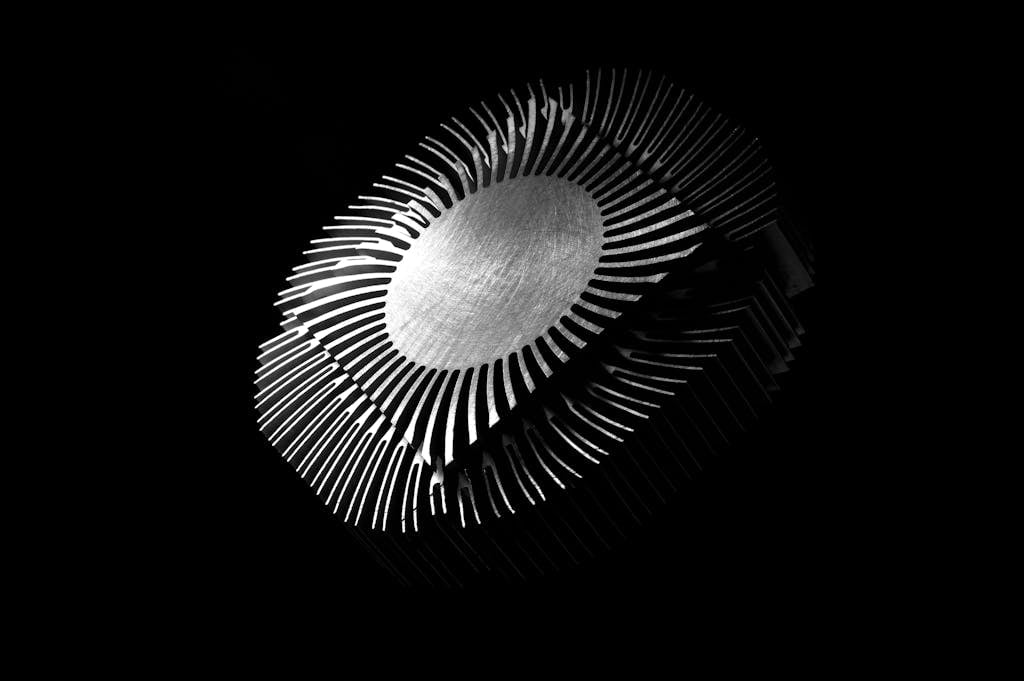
[385,175,603,370]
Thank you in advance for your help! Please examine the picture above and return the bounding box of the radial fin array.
[255,69,815,583]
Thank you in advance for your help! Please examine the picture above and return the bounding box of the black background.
[180,29,902,628]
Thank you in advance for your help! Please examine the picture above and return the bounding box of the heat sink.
[255,69,815,585]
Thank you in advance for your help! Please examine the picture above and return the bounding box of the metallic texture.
[254,69,815,582]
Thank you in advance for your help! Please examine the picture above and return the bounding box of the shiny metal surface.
[385,175,603,370]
